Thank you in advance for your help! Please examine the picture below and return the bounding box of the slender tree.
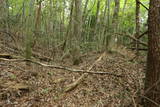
[101,0,108,48]
[70,0,82,65]
[105,0,111,50]
[112,0,120,29]
[83,0,89,21]
[25,0,34,65]
[62,0,74,50]
[135,0,140,55]
[108,0,120,50]
[74,0,82,41]
[35,0,42,33]
[93,0,100,38]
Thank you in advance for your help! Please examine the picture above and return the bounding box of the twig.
[132,96,137,107]
[138,1,149,10]
[140,95,160,107]
[8,64,27,72]
[137,31,148,39]
[144,78,160,95]
[0,54,14,59]
[128,47,148,51]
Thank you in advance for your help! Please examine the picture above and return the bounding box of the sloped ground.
[0,45,146,107]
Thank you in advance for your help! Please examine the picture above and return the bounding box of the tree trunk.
[71,0,82,65]
[25,0,34,65]
[145,0,160,106]
[107,0,110,27]
[82,0,89,21]
[74,0,82,41]
[108,0,120,50]
[101,0,108,47]
[112,0,120,28]
[62,0,74,50]
[135,0,140,55]
[35,0,42,33]
[93,0,100,39]
[105,0,111,50]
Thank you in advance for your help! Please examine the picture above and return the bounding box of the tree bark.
[135,0,140,55]
[112,0,120,28]
[93,0,100,39]
[25,0,35,65]
[62,0,74,50]
[74,0,82,40]
[71,0,82,65]
[83,0,89,21]
[35,0,42,32]
[108,0,120,50]
[145,0,160,106]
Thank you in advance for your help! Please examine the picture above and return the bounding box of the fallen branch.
[128,47,148,51]
[0,54,14,59]
[0,58,123,77]
[32,51,53,61]
[1,43,53,61]
[64,52,107,92]
[140,95,160,107]
[115,33,148,47]
[144,78,160,95]
[137,31,148,39]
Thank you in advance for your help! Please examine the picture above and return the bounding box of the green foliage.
[0,0,149,53]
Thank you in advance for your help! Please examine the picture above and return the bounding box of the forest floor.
[0,43,146,107]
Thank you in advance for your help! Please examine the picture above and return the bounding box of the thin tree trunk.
[25,0,34,65]
[35,0,42,33]
[105,0,111,50]
[112,0,120,29]
[71,0,82,65]
[135,0,140,55]
[108,0,120,50]
[107,0,110,27]
[62,0,74,50]
[93,0,100,39]
[74,0,82,40]
[83,0,89,21]
[101,0,108,47]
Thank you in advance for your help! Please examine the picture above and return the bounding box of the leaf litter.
[0,50,145,107]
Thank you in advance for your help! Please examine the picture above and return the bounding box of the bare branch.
[138,1,149,10]
[0,58,123,77]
